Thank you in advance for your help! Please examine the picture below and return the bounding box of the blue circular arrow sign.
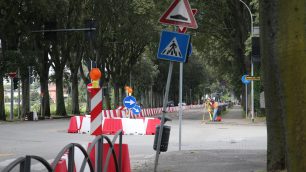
[132,105,141,115]
[123,96,137,109]
[241,75,251,84]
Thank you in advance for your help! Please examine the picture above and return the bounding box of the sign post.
[241,75,251,119]
[157,30,191,63]
[154,62,173,172]
[132,105,141,115]
[123,96,137,109]
[177,8,196,152]
[155,0,197,171]
[159,0,198,29]
[246,76,261,80]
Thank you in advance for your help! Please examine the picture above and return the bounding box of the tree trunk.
[40,77,51,118]
[86,91,90,114]
[0,78,5,121]
[55,71,67,116]
[120,87,125,106]
[71,71,80,114]
[114,84,119,109]
[39,49,51,117]
[104,94,111,110]
[276,0,306,171]
[102,83,111,110]
[21,72,30,118]
[261,0,306,171]
[260,1,286,169]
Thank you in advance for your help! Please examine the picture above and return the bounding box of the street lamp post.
[239,0,255,122]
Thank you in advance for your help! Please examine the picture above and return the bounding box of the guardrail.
[2,130,124,172]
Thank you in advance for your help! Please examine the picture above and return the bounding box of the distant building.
[48,83,68,103]
[4,82,67,104]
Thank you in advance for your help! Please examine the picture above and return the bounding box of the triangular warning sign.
[178,9,198,33]
[161,38,182,58]
[159,0,198,29]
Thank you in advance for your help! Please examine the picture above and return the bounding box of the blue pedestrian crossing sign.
[123,96,137,109]
[157,30,191,63]
[132,105,141,115]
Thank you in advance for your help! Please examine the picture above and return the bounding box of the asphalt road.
[0,106,267,171]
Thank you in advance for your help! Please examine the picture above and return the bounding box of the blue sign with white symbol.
[123,96,137,109]
[132,105,141,115]
[241,75,251,84]
[157,30,191,63]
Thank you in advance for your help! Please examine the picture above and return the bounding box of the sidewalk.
[206,105,266,125]
[132,105,267,172]
[133,149,266,172]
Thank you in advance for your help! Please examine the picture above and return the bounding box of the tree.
[63,0,87,115]
[48,0,86,116]
[260,0,306,171]
[191,0,250,99]
[132,50,159,107]
[98,0,155,107]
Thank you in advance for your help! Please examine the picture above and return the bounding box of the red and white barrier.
[54,152,77,172]
[90,88,103,135]
[122,118,145,135]
[88,143,131,172]
[79,115,90,134]
[68,104,204,135]
[145,118,161,135]
[55,143,131,172]
[102,118,124,135]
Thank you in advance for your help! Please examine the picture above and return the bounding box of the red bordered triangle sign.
[159,0,198,29]
[178,9,198,33]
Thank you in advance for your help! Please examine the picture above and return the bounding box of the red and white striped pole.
[90,88,103,135]
[89,68,103,136]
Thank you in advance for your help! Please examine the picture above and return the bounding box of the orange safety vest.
[213,102,218,109]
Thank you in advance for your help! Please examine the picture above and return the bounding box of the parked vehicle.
[167,101,175,107]
[178,102,186,106]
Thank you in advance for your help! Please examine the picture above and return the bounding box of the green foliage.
[31,103,40,113]
[4,105,20,119]
[0,0,259,114]
[132,50,159,96]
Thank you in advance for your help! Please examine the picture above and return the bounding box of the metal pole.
[179,62,183,151]
[251,60,254,122]
[154,62,173,172]
[41,94,43,118]
[239,0,254,122]
[10,77,14,121]
[245,84,248,119]
[239,0,253,35]
[18,68,20,119]
[29,66,31,112]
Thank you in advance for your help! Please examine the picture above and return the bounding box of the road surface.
[0,105,267,171]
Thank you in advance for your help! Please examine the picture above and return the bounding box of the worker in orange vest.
[212,100,219,121]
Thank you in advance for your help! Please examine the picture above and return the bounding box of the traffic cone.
[68,116,78,133]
